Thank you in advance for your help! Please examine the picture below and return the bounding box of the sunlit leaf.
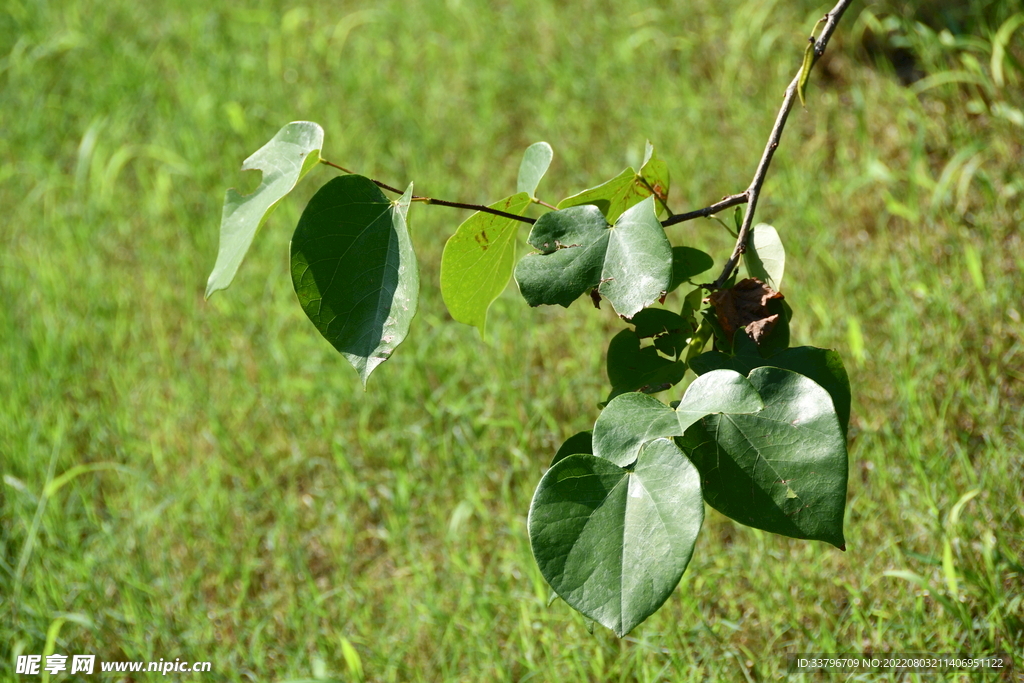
[556,143,671,222]
[743,223,785,290]
[207,121,324,298]
[529,438,703,637]
[680,366,848,548]
[689,344,851,437]
[290,175,418,386]
[440,193,532,332]
[593,369,763,467]
[514,198,672,318]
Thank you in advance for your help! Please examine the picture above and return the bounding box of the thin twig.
[710,0,854,290]
[320,158,536,225]
[662,193,749,227]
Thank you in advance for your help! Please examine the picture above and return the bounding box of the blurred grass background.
[1,0,1022,680]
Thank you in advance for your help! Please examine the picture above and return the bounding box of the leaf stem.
[320,158,537,225]
[709,0,853,290]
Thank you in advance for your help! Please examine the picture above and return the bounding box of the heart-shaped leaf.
[593,369,764,467]
[529,438,703,637]
[689,344,851,437]
[517,142,553,199]
[514,197,672,318]
[440,193,532,332]
[556,142,671,222]
[290,175,418,386]
[207,121,324,298]
[679,366,848,548]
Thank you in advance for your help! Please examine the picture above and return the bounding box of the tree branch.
[320,158,537,225]
[662,193,749,227]
[710,0,854,290]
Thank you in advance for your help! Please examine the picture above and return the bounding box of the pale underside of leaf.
[517,142,553,199]
[207,121,324,299]
[743,223,785,291]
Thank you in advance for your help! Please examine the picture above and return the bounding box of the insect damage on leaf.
[708,278,784,344]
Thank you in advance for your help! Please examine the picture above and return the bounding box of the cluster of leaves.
[206,121,851,636]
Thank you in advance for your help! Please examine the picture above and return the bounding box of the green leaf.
[290,175,418,386]
[605,329,687,401]
[517,142,553,199]
[593,369,764,467]
[668,246,714,293]
[440,193,532,332]
[529,438,704,636]
[689,345,851,437]
[630,308,690,359]
[551,430,594,467]
[514,197,672,318]
[556,143,671,222]
[206,121,324,299]
[743,223,785,290]
[679,366,848,549]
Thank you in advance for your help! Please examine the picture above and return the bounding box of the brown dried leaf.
[707,278,784,344]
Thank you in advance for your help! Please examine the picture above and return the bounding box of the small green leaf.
[440,193,532,332]
[517,142,553,199]
[743,223,785,290]
[680,366,848,548]
[668,247,714,293]
[290,175,418,386]
[593,369,763,467]
[605,329,687,401]
[529,438,704,637]
[798,39,815,107]
[207,121,324,299]
[514,198,672,318]
[556,144,670,222]
[689,345,852,437]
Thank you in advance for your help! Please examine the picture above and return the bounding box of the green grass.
[2,0,1022,680]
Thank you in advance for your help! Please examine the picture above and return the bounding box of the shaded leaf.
[290,175,418,386]
[551,430,594,467]
[529,439,703,637]
[517,142,553,199]
[514,198,672,318]
[593,369,764,467]
[630,308,690,359]
[668,246,715,293]
[207,121,324,298]
[440,193,532,332]
[605,329,687,402]
[679,366,848,548]
[743,223,785,291]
